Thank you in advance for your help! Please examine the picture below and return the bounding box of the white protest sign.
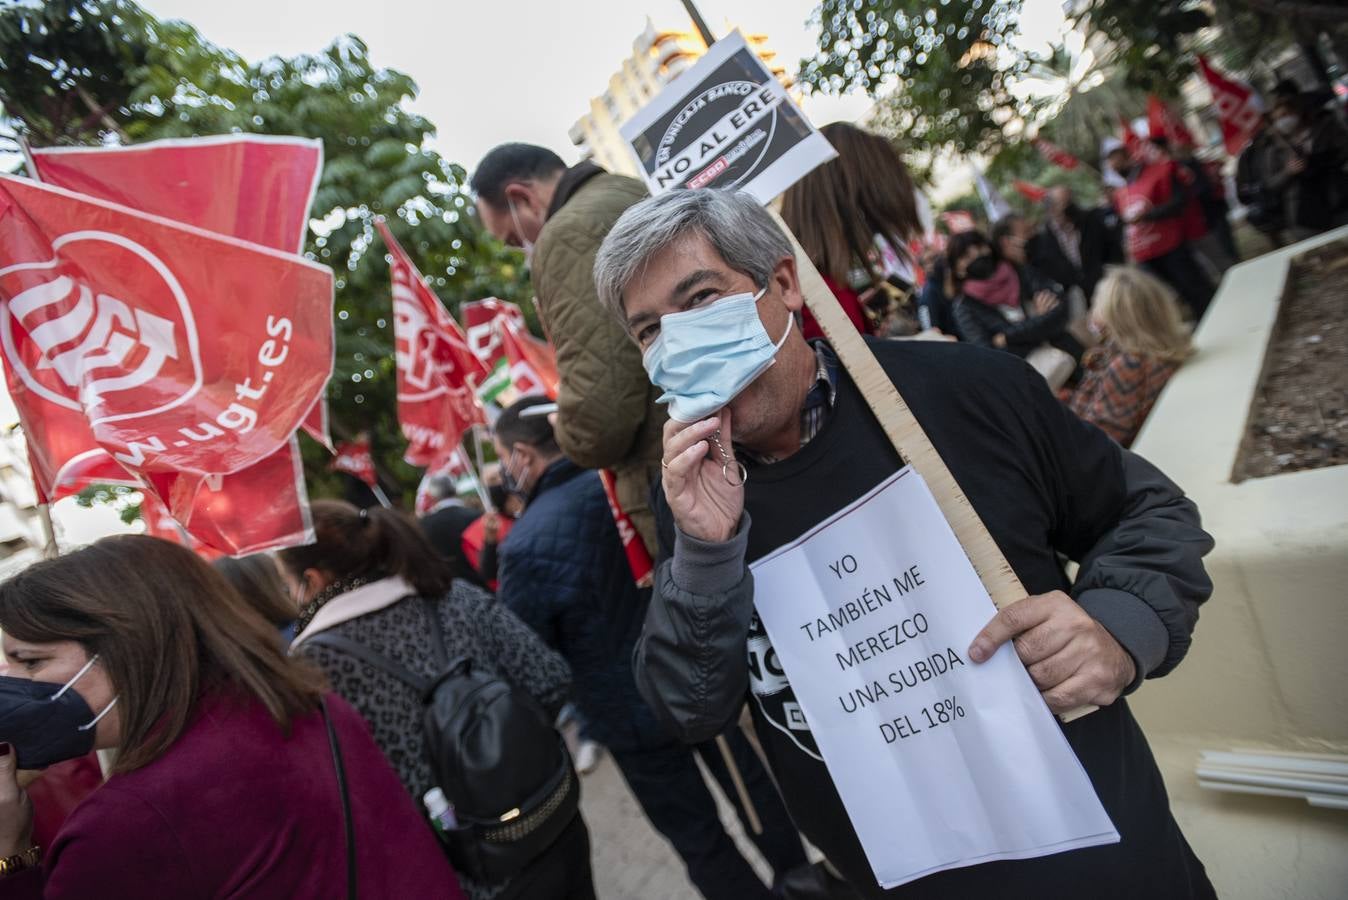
[620,30,836,203]
[750,467,1118,889]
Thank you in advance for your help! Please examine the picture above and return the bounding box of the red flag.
[462,298,560,405]
[331,438,377,488]
[939,210,977,234]
[1196,56,1263,156]
[375,219,486,467]
[30,136,330,448]
[1121,116,1143,161]
[0,175,332,553]
[1032,138,1080,171]
[1013,180,1049,203]
[597,468,653,587]
[1147,96,1196,149]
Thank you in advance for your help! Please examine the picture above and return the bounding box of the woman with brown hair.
[279,501,587,900]
[1068,266,1193,446]
[0,534,461,898]
[214,553,299,643]
[780,121,929,339]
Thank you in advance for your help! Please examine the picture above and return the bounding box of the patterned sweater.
[296,578,572,900]
[1068,344,1180,447]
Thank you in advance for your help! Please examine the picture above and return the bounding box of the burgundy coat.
[2,690,463,899]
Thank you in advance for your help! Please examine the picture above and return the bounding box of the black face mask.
[488,483,511,514]
[965,254,997,281]
[0,655,116,769]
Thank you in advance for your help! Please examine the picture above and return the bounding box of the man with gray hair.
[596,189,1216,898]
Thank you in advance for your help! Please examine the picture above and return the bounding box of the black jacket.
[497,458,665,753]
[952,265,1081,360]
[1027,206,1124,302]
[633,339,1214,897]
[420,502,486,590]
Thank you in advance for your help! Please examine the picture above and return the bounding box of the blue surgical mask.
[642,287,794,423]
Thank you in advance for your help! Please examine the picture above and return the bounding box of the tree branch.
[1243,0,1348,24]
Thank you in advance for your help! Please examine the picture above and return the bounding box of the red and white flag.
[597,468,653,587]
[1197,56,1263,156]
[1032,138,1080,171]
[1013,180,1049,203]
[461,298,560,405]
[939,210,977,234]
[29,135,330,447]
[0,174,333,554]
[1147,95,1197,149]
[331,438,377,488]
[375,219,486,467]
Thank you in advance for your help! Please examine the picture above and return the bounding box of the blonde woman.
[1069,266,1193,446]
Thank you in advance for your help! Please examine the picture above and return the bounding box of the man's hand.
[482,512,501,543]
[992,333,1008,349]
[968,591,1136,715]
[1032,290,1060,316]
[661,408,743,544]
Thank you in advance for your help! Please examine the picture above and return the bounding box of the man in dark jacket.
[593,189,1216,899]
[491,396,809,900]
[471,144,665,558]
[418,476,487,590]
[1028,186,1124,303]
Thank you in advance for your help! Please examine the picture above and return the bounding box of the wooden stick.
[770,208,1096,723]
[714,734,763,836]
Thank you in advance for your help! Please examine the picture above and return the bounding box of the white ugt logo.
[9,275,178,409]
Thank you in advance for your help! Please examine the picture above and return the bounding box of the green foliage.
[801,0,1030,163]
[1067,2,1211,98]
[73,483,142,524]
[0,1,533,505]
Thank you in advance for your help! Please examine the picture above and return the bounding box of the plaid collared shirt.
[742,342,838,465]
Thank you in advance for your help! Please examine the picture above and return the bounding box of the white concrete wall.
[1130,226,1348,900]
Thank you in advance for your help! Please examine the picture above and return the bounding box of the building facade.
[569,19,788,176]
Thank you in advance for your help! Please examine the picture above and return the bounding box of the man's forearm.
[632,515,756,743]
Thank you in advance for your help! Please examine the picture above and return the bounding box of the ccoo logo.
[0,231,202,426]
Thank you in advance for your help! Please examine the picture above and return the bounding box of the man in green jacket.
[472,143,665,555]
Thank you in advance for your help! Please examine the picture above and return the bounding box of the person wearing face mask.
[419,475,491,591]
[1262,91,1348,243]
[593,188,1216,900]
[0,534,461,898]
[1112,136,1215,320]
[470,144,665,570]
[491,395,811,900]
[946,225,1080,389]
[280,501,587,900]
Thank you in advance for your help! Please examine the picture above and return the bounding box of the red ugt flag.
[1197,56,1263,156]
[1032,138,1080,171]
[461,298,560,404]
[29,135,331,447]
[1013,180,1049,203]
[331,438,378,488]
[375,219,486,467]
[0,175,333,551]
[1147,96,1197,149]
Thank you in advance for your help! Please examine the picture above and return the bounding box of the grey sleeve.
[1073,450,1215,691]
[632,515,756,744]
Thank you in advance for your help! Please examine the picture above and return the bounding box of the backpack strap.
[320,696,357,900]
[305,631,432,697]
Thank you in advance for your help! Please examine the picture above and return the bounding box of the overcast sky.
[135,0,1066,172]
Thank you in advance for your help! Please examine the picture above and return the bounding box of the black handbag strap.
[422,596,450,671]
[320,696,357,900]
[305,628,433,696]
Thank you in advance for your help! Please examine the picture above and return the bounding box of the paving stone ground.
[577,749,774,899]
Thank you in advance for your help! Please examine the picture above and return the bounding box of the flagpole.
[461,430,495,513]
[369,483,393,509]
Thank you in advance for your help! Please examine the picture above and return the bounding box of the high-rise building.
[569,18,788,177]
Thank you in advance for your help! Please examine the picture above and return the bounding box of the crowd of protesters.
[0,73,1342,900]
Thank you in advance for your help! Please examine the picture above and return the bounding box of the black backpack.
[306,597,579,884]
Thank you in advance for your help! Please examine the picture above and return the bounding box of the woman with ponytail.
[280,501,581,900]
